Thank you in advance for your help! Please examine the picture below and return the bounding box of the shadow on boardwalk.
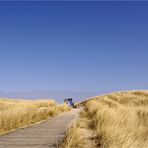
[0,109,80,148]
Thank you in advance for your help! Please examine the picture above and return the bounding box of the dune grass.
[0,98,70,135]
[61,90,148,148]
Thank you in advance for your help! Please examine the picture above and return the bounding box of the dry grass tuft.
[0,98,70,135]
[61,90,148,148]
[60,110,96,148]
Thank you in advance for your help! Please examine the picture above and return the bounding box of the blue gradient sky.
[0,1,148,100]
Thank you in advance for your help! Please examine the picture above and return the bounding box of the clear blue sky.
[0,1,148,96]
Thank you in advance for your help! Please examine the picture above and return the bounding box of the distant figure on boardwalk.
[64,98,74,108]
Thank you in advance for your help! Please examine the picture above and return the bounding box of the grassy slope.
[61,90,148,148]
[0,98,70,135]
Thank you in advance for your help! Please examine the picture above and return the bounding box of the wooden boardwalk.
[0,109,80,148]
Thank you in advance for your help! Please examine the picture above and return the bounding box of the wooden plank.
[0,109,80,148]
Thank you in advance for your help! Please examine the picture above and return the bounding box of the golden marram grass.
[61,90,148,148]
[0,98,70,135]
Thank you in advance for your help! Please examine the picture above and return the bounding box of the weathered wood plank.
[0,109,80,148]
